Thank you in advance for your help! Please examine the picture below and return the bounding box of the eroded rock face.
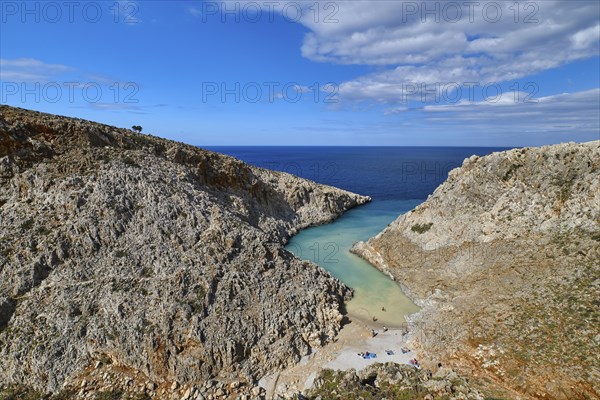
[352,142,600,399]
[0,105,370,394]
[308,363,484,400]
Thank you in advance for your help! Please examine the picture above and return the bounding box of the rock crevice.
[0,105,370,395]
[352,141,600,399]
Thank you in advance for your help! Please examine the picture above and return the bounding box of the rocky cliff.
[352,142,600,399]
[0,105,370,399]
[308,363,484,400]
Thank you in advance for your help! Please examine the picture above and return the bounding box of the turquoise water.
[212,147,508,327]
[286,199,422,327]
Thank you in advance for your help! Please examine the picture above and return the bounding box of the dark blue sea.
[207,147,509,201]
[208,146,511,326]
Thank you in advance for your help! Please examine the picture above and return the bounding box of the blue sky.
[1,0,599,146]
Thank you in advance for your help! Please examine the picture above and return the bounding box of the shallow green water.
[286,200,421,327]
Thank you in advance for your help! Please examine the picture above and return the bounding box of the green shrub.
[94,391,123,400]
[52,389,76,400]
[502,163,522,181]
[0,384,46,400]
[122,157,140,168]
[21,219,34,231]
[411,222,433,234]
[37,227,51,235]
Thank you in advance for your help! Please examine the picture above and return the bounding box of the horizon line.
[200,144,518,148]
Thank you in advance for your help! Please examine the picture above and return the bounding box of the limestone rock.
[308,363,483,399]
[0,105,370,396]
[352,141,600,399]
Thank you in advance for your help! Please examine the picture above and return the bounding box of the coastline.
[260,318,419,398]
[264,203,426,398]
[0,105,374,397]
[285,199,422,331]
[345,141,600,399]
[350,240,428,308]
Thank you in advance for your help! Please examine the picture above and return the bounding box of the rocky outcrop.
[352,142,600,399]
[0,105,370,397]
[308,363,483,399]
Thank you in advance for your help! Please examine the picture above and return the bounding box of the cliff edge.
[0,105,370,399]
[352,141,600,399]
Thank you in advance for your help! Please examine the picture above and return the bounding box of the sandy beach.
[260,319,419,398]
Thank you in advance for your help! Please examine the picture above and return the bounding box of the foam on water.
[286,199,421,327]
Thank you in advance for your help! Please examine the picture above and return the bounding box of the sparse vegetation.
[0,385,45,400]
[51,389,76,400]
[411,222,433,234]
[20,219,34,231]
[502,163,522,181]
[188,285,207,314]
[195,285,206,299]
[123,394,150,400]
[307,365,480,400]
[94,390,123,400]
[122,157,140,168]
[137,318,154,335]
[0,236,11,259]
[2,106,597,400]
[483,260,600,398]
[115,250,128,258]
[130,134,153,148]
[36,227,51,236]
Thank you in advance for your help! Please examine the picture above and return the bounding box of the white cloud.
[297,1,599,64]
[0,58,73,82]
[384,106,409,115]
[188,7,202,17]
[83,103,142,111]
[424,88,598,110]
[325,89,599,145]
[420,89,600,136]
[0,58,145,115]
[571,24,600,50]
[0,58,135,89]
[282,0,600,104]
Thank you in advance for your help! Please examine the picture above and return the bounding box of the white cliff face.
[379,142,600,250]
[0,105,369,398]
[352,141,600,400]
